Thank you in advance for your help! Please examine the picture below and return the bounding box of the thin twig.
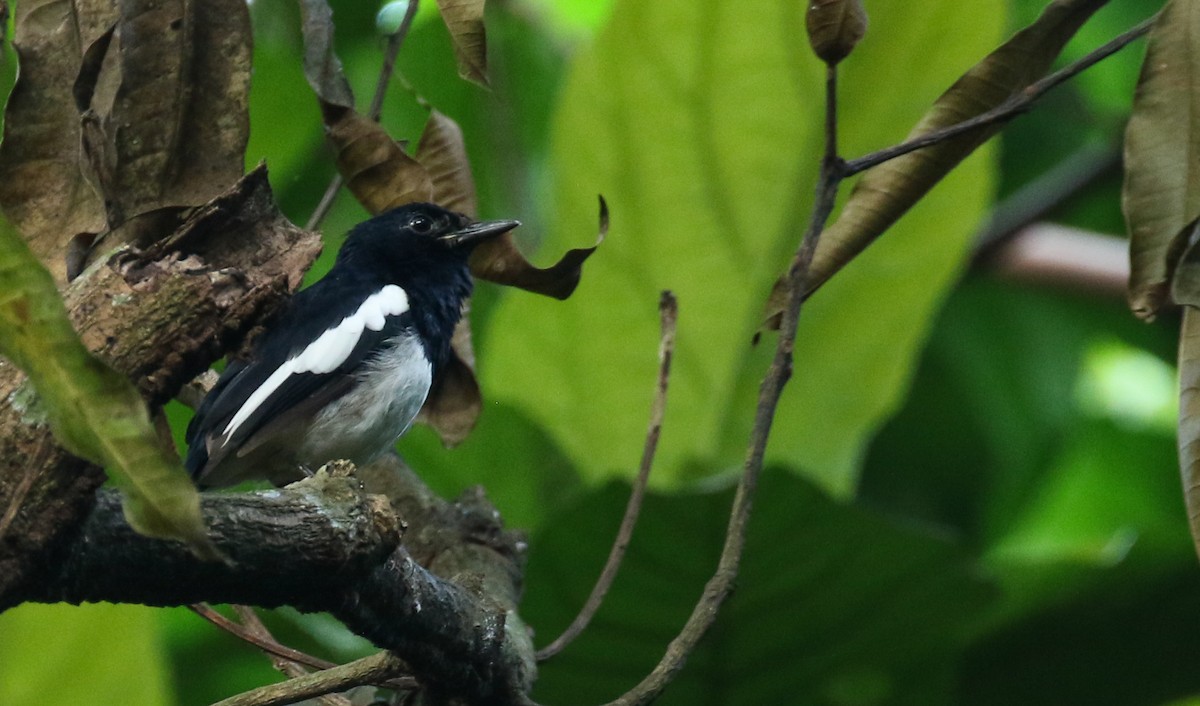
[536,292,679,662]
[230,606,327,693]
[305,0,421,231]
[843,15,1153,177]
[189,604,339,672]
[211,651,408,706]
[599,63,845,706]
[367,0,419,122]
[305,175,344,232]
[189,604,420,696]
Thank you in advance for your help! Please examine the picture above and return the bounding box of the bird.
[184,202,519,488]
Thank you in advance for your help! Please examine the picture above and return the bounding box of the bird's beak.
[442,219,521,248]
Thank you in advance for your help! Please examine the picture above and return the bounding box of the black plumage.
[185,203,518,488]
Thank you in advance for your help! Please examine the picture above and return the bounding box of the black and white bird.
[184,203,519,488]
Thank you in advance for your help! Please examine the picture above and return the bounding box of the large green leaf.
[860,281,1093,543]
[480,0,1000,494]
[524,471,995,705]
[0,604,171,706]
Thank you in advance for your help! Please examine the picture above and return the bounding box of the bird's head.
[338,203,520,271]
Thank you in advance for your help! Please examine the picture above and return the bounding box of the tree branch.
[11,462,535,705]
[213,651,407,706]
[0,167,321,604]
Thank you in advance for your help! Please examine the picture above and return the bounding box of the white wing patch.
[219,285,410,440]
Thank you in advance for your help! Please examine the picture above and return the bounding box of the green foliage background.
[2,0,1197,704]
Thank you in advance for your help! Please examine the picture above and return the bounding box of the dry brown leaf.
[1,1,252,282]
[297,0,355,112]
[415,313,482,447]
[1124,0,1200,320]
[328,108,434,214]
[435,0,489,87]
[469,196,607,300]
[416,110,478,216]
[76,0,251,226]
[0,1,113,282]
[806,0,868,65]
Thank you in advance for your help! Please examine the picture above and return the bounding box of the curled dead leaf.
[470,196,608,300]
[298,0,355,113]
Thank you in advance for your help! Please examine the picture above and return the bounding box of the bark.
[9,457,536,705]
[0,167,322,603]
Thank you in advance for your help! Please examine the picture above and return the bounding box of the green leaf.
[984,418,1190,625]
[515,0,615,37]
[0,217,213,555]
[860,281,1093,543]
[480,0,1001,494]
[524,471,995,705]
[1123,0,1200,319]
[0,603,171,706]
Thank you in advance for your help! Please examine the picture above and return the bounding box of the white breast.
[298,334,433,466]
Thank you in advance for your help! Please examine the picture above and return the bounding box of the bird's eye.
[409,215,434,234]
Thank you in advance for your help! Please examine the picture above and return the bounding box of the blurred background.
[1,0,1195,704]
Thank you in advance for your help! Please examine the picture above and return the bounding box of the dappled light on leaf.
[483,0,1000,494]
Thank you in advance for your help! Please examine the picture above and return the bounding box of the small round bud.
[806,0,868,65]
[376,1,411,36]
